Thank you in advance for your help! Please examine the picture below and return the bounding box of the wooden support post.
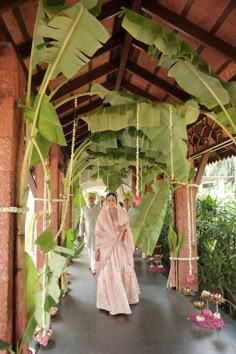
[0,43,26,351]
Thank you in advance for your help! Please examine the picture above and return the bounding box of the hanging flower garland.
[134,103,141,206]
[169,105,175,181]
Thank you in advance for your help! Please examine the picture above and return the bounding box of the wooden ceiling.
[0,0,235,167]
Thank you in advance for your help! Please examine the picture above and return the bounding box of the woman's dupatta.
[95,202,135,280]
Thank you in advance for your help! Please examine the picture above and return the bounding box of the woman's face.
[106,195,117,208]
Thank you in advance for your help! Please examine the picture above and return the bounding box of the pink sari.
[95,203,140,315]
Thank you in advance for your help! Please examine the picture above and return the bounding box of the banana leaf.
[0,339,14,353]
[24,252,40,320]
[35,227,55,254]
[74,242,86,258]
[90,83,149,105]
[34,290,50,330]
[121,8,209,70]
[36,2,110,79]
[223,81,236,106]
[82,102,162,132]
[131,180,170,255]
[168,60,230,110]
[20,316,38,350]
[30,133,51,166]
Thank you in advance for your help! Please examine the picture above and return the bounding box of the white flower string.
[42,171,47,335]
[169,256,199,261]
[136,103,140,196]
[55,98,77,239]
[190,186,196,245]
[140,158,143,197]
[187,184,193,275]
[169,105,174,181]
[0,206,28,213]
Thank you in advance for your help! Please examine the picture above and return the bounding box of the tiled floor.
[38,252,236,354]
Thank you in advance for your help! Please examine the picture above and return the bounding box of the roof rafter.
[141,2,236,61]
[126,61,189,102]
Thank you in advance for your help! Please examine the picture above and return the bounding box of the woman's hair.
[106,192,117,201]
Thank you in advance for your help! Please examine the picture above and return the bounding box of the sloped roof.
[0,0,235,167]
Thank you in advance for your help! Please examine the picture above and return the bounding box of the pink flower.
[202,309,213,317]
[189,311,225,330]
[34,328,52,347]
[187,274,194,283]
[134,195,141,206]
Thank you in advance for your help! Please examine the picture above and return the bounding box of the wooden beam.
[51,61,118,101]
[115,0,142,90]
[33,35,122,87]
[141,2,236,61]
[115,34,132,90]
[122,81,158,101]
[12,7,30,41]
[126,61,189,101]
[0,0,30,14]
[98,0,132,21]
[194,152,210,185]
[56,81,113,117]
[62,98,104,130]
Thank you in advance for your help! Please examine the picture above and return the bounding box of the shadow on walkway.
[38,252,236,354]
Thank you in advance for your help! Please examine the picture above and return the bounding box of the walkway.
[38,252,236,354]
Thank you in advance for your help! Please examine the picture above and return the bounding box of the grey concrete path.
[38,252,236,354]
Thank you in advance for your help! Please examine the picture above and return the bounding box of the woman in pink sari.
[95,193,140,315]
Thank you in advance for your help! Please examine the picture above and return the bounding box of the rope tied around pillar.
[0,206,28,213]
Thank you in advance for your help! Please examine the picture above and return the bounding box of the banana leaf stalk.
[167,225,184,290]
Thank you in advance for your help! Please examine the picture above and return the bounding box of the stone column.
[0,43,25,348]
[173,184,198,290]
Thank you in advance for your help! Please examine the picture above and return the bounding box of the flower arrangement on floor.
[148,256,166,273]
[189,290,225,330]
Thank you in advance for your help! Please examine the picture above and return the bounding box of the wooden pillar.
[173,184,199,291]
[0,43,25,349]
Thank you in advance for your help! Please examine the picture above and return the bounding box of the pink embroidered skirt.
[96,241,140,315]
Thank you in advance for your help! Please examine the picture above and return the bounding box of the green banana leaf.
[0,339,14,353]
[168,60,230,110]
[19,316,38,350]
[35,227,55,254]
[168,225,184,257]
[121,8,208,70]
[48,251,67,279]
[223,81,236,106]
[82,102,162,132]
[131,180,170,255]
[48,277,61,303]
[74,242,86,258]
[36,94,67,145]
[90,83,149,105]
[36,2,110,79]
[34,290,50,330]
[44,294,57,312]
[30,133,51,166]
[25,252,40,320]
[167,224,177,253]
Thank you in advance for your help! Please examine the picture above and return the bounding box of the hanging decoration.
[134,103,141,206]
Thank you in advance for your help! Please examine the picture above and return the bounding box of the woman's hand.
[95,249,100,262]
